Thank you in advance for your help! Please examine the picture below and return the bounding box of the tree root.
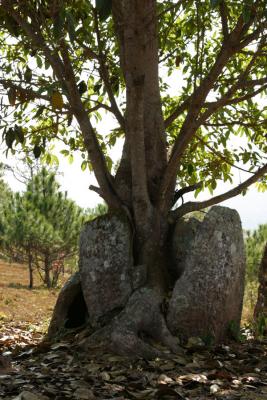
[80,287,183,359]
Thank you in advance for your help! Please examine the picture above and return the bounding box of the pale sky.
[0,65,266,231]
[1,142,266,231]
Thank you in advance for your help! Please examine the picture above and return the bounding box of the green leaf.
[24,67,32,83]
[242,152,250,164]
[34,105,45,119]
[78,80,87,95]
[7,87,16,106]
[95,0,112,22]
[81,160,87,171]
[66,12,76,43]
[94,82,102,94]
[14,125,24,144]
[211,180,217,190]
[210,0,221,8]
[242,6,251,24]
[36,56,43,69]
[33,145,42,159]
[5,128,16,149]
[53,10,66,40]
[187,164,194,175]
[68,154,74,164]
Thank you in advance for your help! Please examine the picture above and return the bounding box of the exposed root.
[81,287,182,359]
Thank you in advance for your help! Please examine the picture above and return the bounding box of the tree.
[254,242,267,332]
[245,224,267,283]
[0,168,85,288]
[245,225,267,325]
[25,168,85,287]
[0,1,266,353]
[0,164,12,256]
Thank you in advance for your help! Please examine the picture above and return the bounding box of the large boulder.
[47,272,88,338]
[167,206,246,342]
[170,216,202,280]
[79,213,133,328]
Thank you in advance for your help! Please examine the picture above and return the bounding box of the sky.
[0,58,266,232]
[1,141,266,231]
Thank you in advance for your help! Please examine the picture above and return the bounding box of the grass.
[0,260,68,332]
[242,281,258,325]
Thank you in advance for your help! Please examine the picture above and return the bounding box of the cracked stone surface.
[79,213,133,328]
[168,206,246,342]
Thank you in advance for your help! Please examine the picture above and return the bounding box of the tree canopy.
[0,0,266,228]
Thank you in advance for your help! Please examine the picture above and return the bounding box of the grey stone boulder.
[79,213,133,328]
[167,206,246,342]
[47,272,88,338]
[170,216,202,280]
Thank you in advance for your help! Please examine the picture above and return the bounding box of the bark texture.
[167,206,246,343]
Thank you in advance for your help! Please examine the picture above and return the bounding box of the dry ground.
[0,260,66,330]
[1,260,267,400]
[0,259,257,328]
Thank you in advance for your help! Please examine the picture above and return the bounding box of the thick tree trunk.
[48,208,245,359]
[112,1,167,215]
[46,1,246,360]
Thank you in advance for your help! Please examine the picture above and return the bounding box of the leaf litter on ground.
[0,320,267,400]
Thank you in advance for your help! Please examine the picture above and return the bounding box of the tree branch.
[59,41,121,207]
[195,134,255,174]
[157,0,184,20]
[169,163,267,223]
[94,10,125,130]
[219,1,229,40]
[89,184,102,196]
[159,14,264,210]
[164,97,191,128]
[2,1,121,208]
[204,120,266,128]
[172,181,203,207]
[200,84,267,125]
[0,79,53,105]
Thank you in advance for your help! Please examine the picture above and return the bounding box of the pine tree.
[0,164,12,255]
[1,168,85,288]
[245,225,267,283]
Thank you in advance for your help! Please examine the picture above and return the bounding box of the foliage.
[242,224,267,324]
[0,168,85,287]
[0,0,265,202]
[245,224,267,282]
[0,164,12,251]
[86,202,108,220]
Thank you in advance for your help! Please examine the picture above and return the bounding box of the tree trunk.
[44,254,52,289]
[254,242,267,321]
[48,208,246,359]
[46,2,246,359]
[28,251,33,289]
